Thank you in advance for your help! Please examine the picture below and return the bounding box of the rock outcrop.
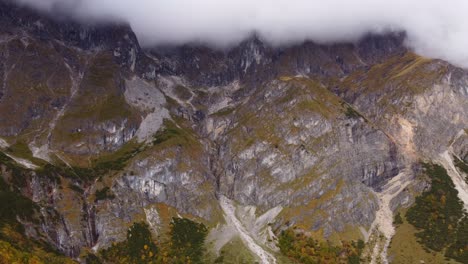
[0,1,466,262]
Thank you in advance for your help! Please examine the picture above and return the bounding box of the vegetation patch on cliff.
[100,222,159,264]
[342,103,364,120]
[0,155,75,263]
[94,187,116,202]
[150,119,203,161]
[39,140,143,181]
[388,209,460,264]
[97,218,208,264]
[0,237,76,264]
[213,237,257,264]
[5,140,44,165]
[0,177,38,228]
[278,227,364,264]
[0,153,41,226]
[404,163,467,263]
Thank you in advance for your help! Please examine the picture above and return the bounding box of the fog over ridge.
[12,0,468,68]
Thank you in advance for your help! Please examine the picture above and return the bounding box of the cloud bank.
[13,0,468,68]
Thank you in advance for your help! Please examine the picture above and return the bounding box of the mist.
[13,0,468,68]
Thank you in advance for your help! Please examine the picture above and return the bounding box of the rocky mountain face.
[0,1,467,263]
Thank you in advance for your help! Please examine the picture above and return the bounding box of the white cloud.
[13,0,468,68]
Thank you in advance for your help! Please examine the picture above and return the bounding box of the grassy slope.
[0,226,76,264]
[213,237,259,264]
[0,153,76,263]
[389,164,466,264]
[388,209,460,264]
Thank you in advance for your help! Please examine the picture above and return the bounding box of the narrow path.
[219,195,276,264]
[31,62,83,161]
[368,170,411,264]
[47,63,83,143]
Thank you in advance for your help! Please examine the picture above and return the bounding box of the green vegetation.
[84,253,102,264]
[152,120,199,148]
[174,85,192,100]
[388,209,460,264]
[0,153,40,227]
[278,228,364,264]
[152,122,183,145]
[52,52,137,148]
[393,212,403,226]
[297,99,334,119]
[61,52,131,121]
[0,156,75,263]
[406,164,464,252]
[37,141,142,181]
[94,187,115,202]
[6,140,32,159]
[211,107,236,117]
[214,237,257,264]
[127,223,158,260]
[167,217,208,264]
[96,95,133,122]
[98,218,208,264]
[392,164,468,263]
[0,151,34,189]
[68,183,84,194]
[340,53,443,96]
[0,238,76,264]
[0,177,38,227]
[88,140,142,175]
[100,222,158,264]
[55,94,134,141]
[343,104,363,119]
[86,53,118,87]
[446,214,468,262]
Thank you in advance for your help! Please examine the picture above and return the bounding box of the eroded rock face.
[206,78,402,236]
[336,56,468,161]
[0,1,467,260]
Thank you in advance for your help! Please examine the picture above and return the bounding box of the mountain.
[0,1,467,263]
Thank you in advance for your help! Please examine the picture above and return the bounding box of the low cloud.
[13,0,468,68]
